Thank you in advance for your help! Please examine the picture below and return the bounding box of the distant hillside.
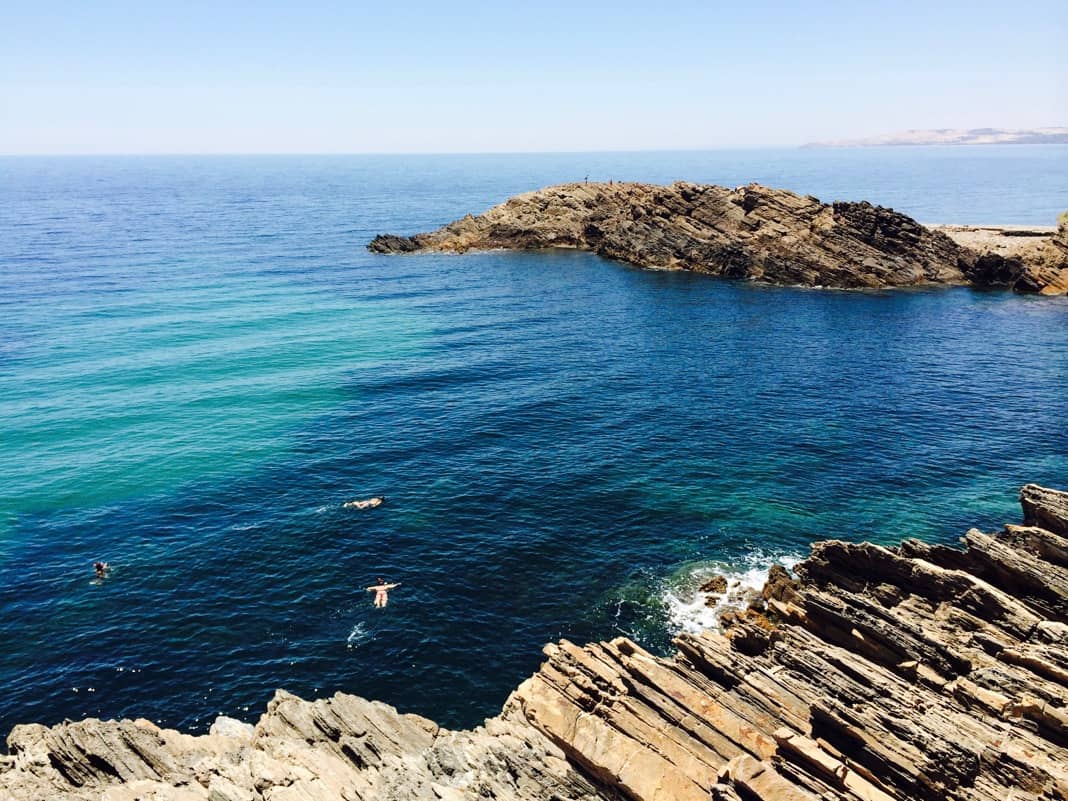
[803,127,1068,147]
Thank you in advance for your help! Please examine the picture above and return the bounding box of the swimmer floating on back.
[344,496,384,510]
[366,577,400,608]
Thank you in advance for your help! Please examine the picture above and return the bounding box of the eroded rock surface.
[0,694,609,801]
[935,214,1068,295]
[4,484,1067,800]
[369,182,1068,294]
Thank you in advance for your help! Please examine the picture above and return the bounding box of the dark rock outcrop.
[4,484,1067,800]
[939,214,1068,295]
[370,182,1068,295]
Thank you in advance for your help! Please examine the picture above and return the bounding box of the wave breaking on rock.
[663,552,804,635]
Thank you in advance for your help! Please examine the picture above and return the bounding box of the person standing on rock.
[366,578,400,608]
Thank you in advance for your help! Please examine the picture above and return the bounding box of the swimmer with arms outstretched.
[345,496,384,510]
[366,577,400,608]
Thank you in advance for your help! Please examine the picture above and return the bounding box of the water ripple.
[0,152,1066,735]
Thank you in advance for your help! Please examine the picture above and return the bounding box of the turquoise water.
[1,148,1067,734]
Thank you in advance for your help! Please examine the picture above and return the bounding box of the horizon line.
[1,145,802,157]
[6,142,1068,158]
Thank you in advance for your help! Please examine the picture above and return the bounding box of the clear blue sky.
[2,0,1065,153]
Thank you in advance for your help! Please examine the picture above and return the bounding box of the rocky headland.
[3,483,1067,800]
[369,182,1068,295]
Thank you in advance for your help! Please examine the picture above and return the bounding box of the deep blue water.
[1,147,1067,735]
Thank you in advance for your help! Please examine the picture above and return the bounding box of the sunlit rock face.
[371,182,1068,294]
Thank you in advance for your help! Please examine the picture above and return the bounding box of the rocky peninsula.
[3,483,1066,800]
[369,182,1068,295]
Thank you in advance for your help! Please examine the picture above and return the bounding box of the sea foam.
[346,622,372,649]
[664,551,801,634]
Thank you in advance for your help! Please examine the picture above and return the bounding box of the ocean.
[1,146,1066,734]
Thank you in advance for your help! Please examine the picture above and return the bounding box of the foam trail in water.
[664,551,801,634]
[346,622,371,649]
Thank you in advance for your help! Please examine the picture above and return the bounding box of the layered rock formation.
[4,484,1067,800]
[936,214,1068,295]
[368,182,1068,295]
[0,696,608,801]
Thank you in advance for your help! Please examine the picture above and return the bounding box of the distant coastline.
[803,126,1068,148]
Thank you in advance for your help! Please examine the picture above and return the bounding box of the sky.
[1,0,1065,154]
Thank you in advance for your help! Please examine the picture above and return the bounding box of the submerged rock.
[3,484,1067,800]
[369,182,1068,294]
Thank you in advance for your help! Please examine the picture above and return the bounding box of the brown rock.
[1021,483,1068,537]
[762,563,799,604]
[371,184,1068,295]
[369,182,974,290]
[934,216,1068,294]
[700,575,728,594]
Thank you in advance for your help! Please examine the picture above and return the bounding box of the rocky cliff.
[368,182,1068,294]
[3,484,1067,801]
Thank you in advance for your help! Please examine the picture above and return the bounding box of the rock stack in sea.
[369,182,1068,294]
[3,483,1066,800]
